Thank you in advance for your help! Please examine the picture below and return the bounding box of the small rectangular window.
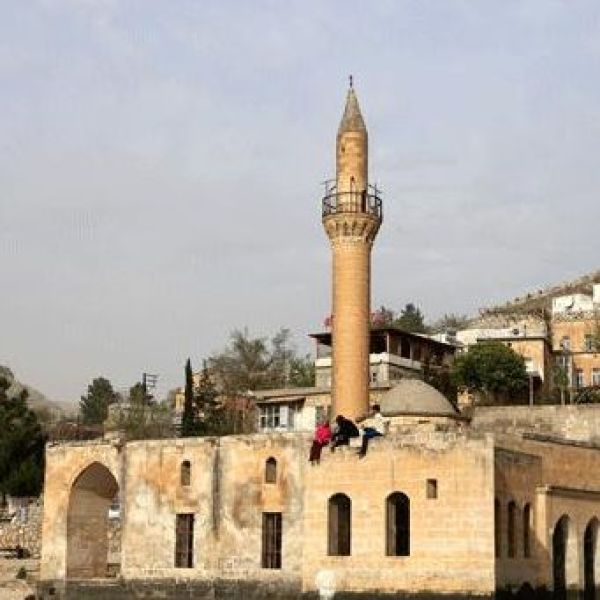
[426,479,438,499]
[593,369,600,387]
[576,369,585,389]
[175,514,194,568]
[585,335,594,352]
[262,512,282,569]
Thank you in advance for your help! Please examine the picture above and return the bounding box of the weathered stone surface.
[0,497,43,559]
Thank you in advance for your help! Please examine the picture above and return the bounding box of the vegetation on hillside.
[0,377,45,498]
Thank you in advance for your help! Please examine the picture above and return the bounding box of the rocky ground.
[0,559,38,600]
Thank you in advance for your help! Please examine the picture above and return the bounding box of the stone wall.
[0,496,43,559]
[38,428,600,599]
[471,404,600,443]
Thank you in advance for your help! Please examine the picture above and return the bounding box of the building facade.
[37,85,600,599]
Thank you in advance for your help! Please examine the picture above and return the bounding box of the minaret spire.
[338,80,366,135]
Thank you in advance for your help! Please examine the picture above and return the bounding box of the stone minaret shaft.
[322,83,382,421]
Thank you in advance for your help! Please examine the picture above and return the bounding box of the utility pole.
[142,372,159,403]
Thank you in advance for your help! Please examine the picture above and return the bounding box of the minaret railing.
[321,188,383,220]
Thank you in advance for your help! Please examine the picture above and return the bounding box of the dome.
[380,379,458,417]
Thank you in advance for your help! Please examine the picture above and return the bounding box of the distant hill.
[0,365,75,419]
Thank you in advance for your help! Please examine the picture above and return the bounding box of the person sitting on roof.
[330,415,359,452]
[309,419,332,465]
[356,404,388,458]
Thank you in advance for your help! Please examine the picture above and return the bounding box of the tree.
[431,313,470,333]
[553,364,570,406]
[181,358,198,437]
[394,303,428,333]
[208,328,313,394]
[288,354,315,388]
[194,362,233,435]
[106,382,173,440]
[371,306,396,327]
[450,342,528,405]
[80,377,118,425]
[0,377,45,498]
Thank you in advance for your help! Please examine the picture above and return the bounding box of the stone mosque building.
[38,85,600,599]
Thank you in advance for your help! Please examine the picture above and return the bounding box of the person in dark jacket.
[330,415,359,451]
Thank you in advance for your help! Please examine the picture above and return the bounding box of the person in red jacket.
[309,420,332,464]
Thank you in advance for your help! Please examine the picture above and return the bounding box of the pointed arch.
[67,462,119,579]
[553,514,579,599]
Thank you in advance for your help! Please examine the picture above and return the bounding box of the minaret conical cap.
[338,83,366,134]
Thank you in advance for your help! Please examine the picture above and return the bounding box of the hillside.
[0,365,73,419]
[480,269,600,317]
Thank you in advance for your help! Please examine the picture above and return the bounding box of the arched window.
[553,515,569,599]
[328,494,351,556]
[584,518,598,600]
[494,498,501,558]
[508,501,517,558]
[523,503,531,558]
[180,461,191,487]
[265,457,277,484]
[386,492,410,556]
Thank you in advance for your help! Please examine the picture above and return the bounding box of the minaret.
[322,80,382,421]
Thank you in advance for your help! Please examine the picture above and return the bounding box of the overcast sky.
[1,1,600,402]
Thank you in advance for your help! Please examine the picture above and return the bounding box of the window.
[494,498,501,558]
[507,501,517,558]
[560,336,571,351]
[265,457,277,484]
[315,406,330,426]
[576,369,585,389]
[261,513,282,569]
[593,369,600,387]
[523,504,531,558]
[259,405,281,430]
[328,494,351,556]
[426,479,438,499]
[585,335,595,352]
[386,492,410,556]
[180,460,191,487]
[175,514,194,568]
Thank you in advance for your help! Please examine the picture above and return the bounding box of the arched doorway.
[553,515,578,600]
[584,518,599,600]
[67,462,119,579]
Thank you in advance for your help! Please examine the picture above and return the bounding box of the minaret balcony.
[321,189,383,222]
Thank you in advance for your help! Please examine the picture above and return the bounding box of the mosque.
[38,84,600,599]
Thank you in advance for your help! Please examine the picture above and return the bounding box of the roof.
[309,326,457,350]
[380,379,459,417]
[253,382,393,404]
[338,86,366,134]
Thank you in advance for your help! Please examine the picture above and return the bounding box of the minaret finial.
[349,74,353,89]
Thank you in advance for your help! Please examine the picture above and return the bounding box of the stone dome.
[380,379,458,417]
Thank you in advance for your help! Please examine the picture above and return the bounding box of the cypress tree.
[181,358,197,437]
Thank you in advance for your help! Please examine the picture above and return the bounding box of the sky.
[1,0,600,402]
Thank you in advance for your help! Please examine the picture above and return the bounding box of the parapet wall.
[471,405,600,443]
